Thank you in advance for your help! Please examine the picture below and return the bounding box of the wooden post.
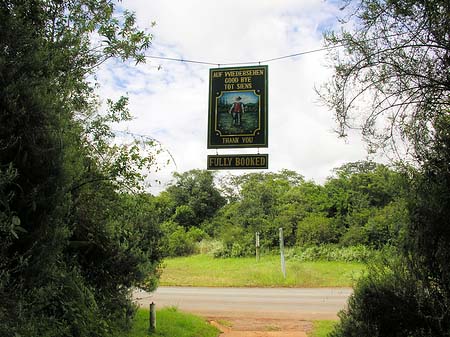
[256,232,260,262]
[149,302,156,332]
[279,228,286,278]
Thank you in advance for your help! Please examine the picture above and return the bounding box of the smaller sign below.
[207,154,268,170]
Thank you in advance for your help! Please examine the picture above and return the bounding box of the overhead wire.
[144,44,344,67]
[132,44,346,161]
[122,32,412,162]
[143,31,412,67]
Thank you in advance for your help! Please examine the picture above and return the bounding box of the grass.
[122,309,337,337]
[160,254,364,288]
[121,307,220,337]
[307,320,337,337]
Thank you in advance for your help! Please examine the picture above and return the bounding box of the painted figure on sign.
[229,96,244,126]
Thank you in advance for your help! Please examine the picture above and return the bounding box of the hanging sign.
[207,154,269,170]
[207,65,268,148]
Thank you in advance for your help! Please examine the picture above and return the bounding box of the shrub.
[213,224,254,258]
[339,226,368,246]
[187,227,208,243]
[330,257,449,337]
[167,226,195,257]
[287,245,375,263]
[196,239,223,255]
[212,240,254,258]
[296,214,339,246]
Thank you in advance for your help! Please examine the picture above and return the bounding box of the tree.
[324,161,404,246]
[321,0,449,161]
[296,214,338,246]
[323,1,450,335]
[0,1,161,335]
[275,181,327,246]
[212,171,304,252]
[165,170,226,228]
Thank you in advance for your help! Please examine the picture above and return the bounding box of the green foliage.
[321,0,449,159]
[169,164,408,259]
[325,162,406,246]
[287,245,375,263]
[172,205,197,228]
[196,239,224,255]
[323,0,450,335]
[187,227,208,243]
[364,200,409,248]
[161,221,208,257]
[213,224,254,258]
[122,307,220,337]
[331,256,450,337]
[166,226,196,257]
[166,170,226,228]
[296,214,339,246]
[0,0,162,336]
[330,123,450,336]
[308,321,337,337]
[161,254,365,288]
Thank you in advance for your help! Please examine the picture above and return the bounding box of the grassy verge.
[121,307,219,337]
[160,254,364,287]
[307,320,337,337]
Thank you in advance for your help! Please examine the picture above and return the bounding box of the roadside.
[160,254,364,288]
[134,287,347,337]
[136,255,354,336]
[209,318,311,337]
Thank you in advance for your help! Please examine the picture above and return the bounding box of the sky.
[96,0,375,194]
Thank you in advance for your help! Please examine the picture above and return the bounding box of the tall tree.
[323,0,450,335]
[321,0,449,161]
[165,170,226,228]
[0,1,161,336]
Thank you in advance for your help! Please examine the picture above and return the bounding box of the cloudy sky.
[97,0,374,193]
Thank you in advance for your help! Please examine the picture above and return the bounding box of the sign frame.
[207,65,268,149]
[207,154,269,170]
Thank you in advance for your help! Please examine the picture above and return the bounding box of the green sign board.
[207,65,268,148]
[207,154,269,170]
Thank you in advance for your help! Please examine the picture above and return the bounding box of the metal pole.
[256,232,260,262]
[149,302,156,332]
[279,228,286,278]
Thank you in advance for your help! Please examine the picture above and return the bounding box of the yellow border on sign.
[207,65,268,149]
[214,90,261,137]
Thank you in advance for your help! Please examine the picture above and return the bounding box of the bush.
[339,226,368,246]
[297,214,339,246]
[287,245,375,263]
[330,257,449,337]
[212,224,254,258]
[212,241,254,258]
[167,227,195,257]
[195,239,223,255]
[187,227,208,243]
[162,222,209,257]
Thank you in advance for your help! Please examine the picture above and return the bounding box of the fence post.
[149,302,156,332]
[279,228,286,278]
[256,232,260,262]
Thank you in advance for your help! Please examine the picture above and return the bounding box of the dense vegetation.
[153,164,408,259]
[160,254,365,288]
[123,307,219,337]
[322,0,450,336]
[0,1,163,336]
[1,0,448,336]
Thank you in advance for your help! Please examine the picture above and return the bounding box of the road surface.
[134,286,352,320]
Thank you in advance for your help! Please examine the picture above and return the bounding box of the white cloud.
[95,0,371,193]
